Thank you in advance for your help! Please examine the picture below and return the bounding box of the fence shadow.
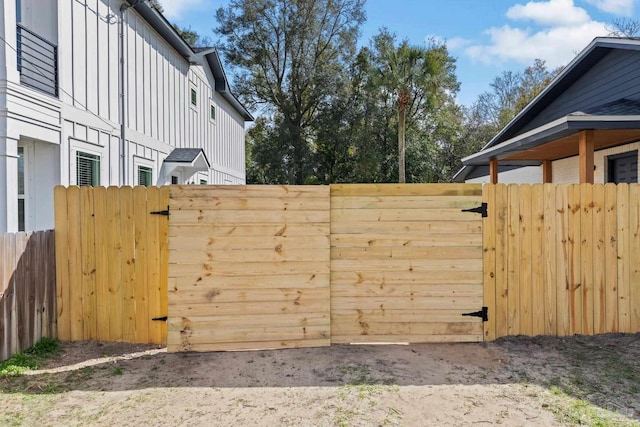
[0,231,56,361]
[2,334,638,420]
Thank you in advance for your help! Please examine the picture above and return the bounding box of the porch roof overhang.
[461,115,640,167]
[162,148,211,180]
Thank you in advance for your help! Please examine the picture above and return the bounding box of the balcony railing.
[16,24,58,97]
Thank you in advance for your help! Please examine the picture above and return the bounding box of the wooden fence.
[52,183,640,351]
[483,183,640,340]
[330,184,485,344]
[54,186,169,345]
[0,230,56,361]
[167,185,331,352]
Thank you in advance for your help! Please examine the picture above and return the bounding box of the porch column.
[489,159,498,184]
[542,160,552,183]
[578,130,594,184]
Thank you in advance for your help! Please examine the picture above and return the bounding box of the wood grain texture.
[0,230,56,362]
[330,186,484,344]
[168,185,330,352]
[53,186,169,346]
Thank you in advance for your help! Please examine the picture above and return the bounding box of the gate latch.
[152,316,168,321]
[461,203,487,218]
[150,206,170,216]
[462,307,488,322]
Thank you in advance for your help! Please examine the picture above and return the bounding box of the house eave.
[462,115,640,166]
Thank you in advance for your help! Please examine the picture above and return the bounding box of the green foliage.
[0,338,60,377]
[172,25,212,48]
[216,0,365,184]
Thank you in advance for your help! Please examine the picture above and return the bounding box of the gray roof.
[579,98,640,116]
[453,37,640,182]
[165,148,209,164]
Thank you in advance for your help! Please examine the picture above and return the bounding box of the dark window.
[171,176,179,184]
[210,104,216,120]
[17,146,25,231]
[200,179,207,185]
[138,165,153,186]
[608,151,638,184]
[191,88,197,106]
[76,151,100,186]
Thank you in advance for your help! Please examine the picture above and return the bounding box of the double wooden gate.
[167,184,484,352]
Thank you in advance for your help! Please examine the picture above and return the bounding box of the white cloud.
[159,0,208,20]
[446,37,473,50]
[506,0,591,26]
[584,0,636,16]
[461,0,610,68]
[465,21,607,67]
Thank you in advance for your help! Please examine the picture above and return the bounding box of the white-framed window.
[210,103,216,122]
[17,146,25,231]
[138,165,153,186]
[200,179,207,185]
[190,86,197,107]
[134,156,154,186]
[76,151,100,187]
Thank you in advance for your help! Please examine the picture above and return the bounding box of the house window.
[210,104,216,121]
[138,165,153,186]
[608,151,638,184]
[190,88,197,106]
[171,175,179,184]
[76,151,100,186]
[17,146,25,231]
[200,179,207,185]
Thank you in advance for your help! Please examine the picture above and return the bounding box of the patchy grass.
[0,338,60,378]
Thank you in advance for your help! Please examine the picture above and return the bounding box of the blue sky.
[160,0,638,105]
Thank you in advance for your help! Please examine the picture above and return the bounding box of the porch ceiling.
[503,128,640,161]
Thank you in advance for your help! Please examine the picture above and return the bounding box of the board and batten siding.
[58,0,246,184]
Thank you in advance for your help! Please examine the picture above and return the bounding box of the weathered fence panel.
[483,183,640,340]
[54,186,169,345]
[167,185,331,352]
[0,230,56,361]
[330,184,485,344]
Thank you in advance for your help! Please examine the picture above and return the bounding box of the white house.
[454,38,640,186]
[0,0,253,233]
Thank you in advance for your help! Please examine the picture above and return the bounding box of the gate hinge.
[150,206,170,216]
[152,316,168,321]
[462,306,488,322]
[461,202,487,218]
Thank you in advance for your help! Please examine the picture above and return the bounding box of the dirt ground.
[1,334,639,426]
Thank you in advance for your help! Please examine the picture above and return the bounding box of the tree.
[216,0,365,184]
[173,25,213,48]
[607,18,640,37]
[376,34,459,182]
[148,0,164,13]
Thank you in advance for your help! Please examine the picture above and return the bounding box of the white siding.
[552,141,640,184]
[466,166,542,184]
[0,0,248,231]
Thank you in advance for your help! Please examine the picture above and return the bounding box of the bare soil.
[1,334,639,426]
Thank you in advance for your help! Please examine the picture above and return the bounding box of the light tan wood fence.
[330,184,485,343]
[483,183,640,341]
[54,186,169,345]
[167,185,331,352]
[0,231,56,361]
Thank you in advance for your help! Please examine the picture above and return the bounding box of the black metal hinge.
[461,202,487,218]
[150,205,170,216]
[462,306,488,322]
[152,316,168,322]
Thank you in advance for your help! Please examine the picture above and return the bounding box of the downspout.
[119,0,140,185]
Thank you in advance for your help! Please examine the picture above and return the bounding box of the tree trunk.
[398,107,406,183]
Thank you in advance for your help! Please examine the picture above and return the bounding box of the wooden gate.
[167,185,331,352]
[330,184,485,343]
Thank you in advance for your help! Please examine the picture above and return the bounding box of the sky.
[160,0,638,105]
